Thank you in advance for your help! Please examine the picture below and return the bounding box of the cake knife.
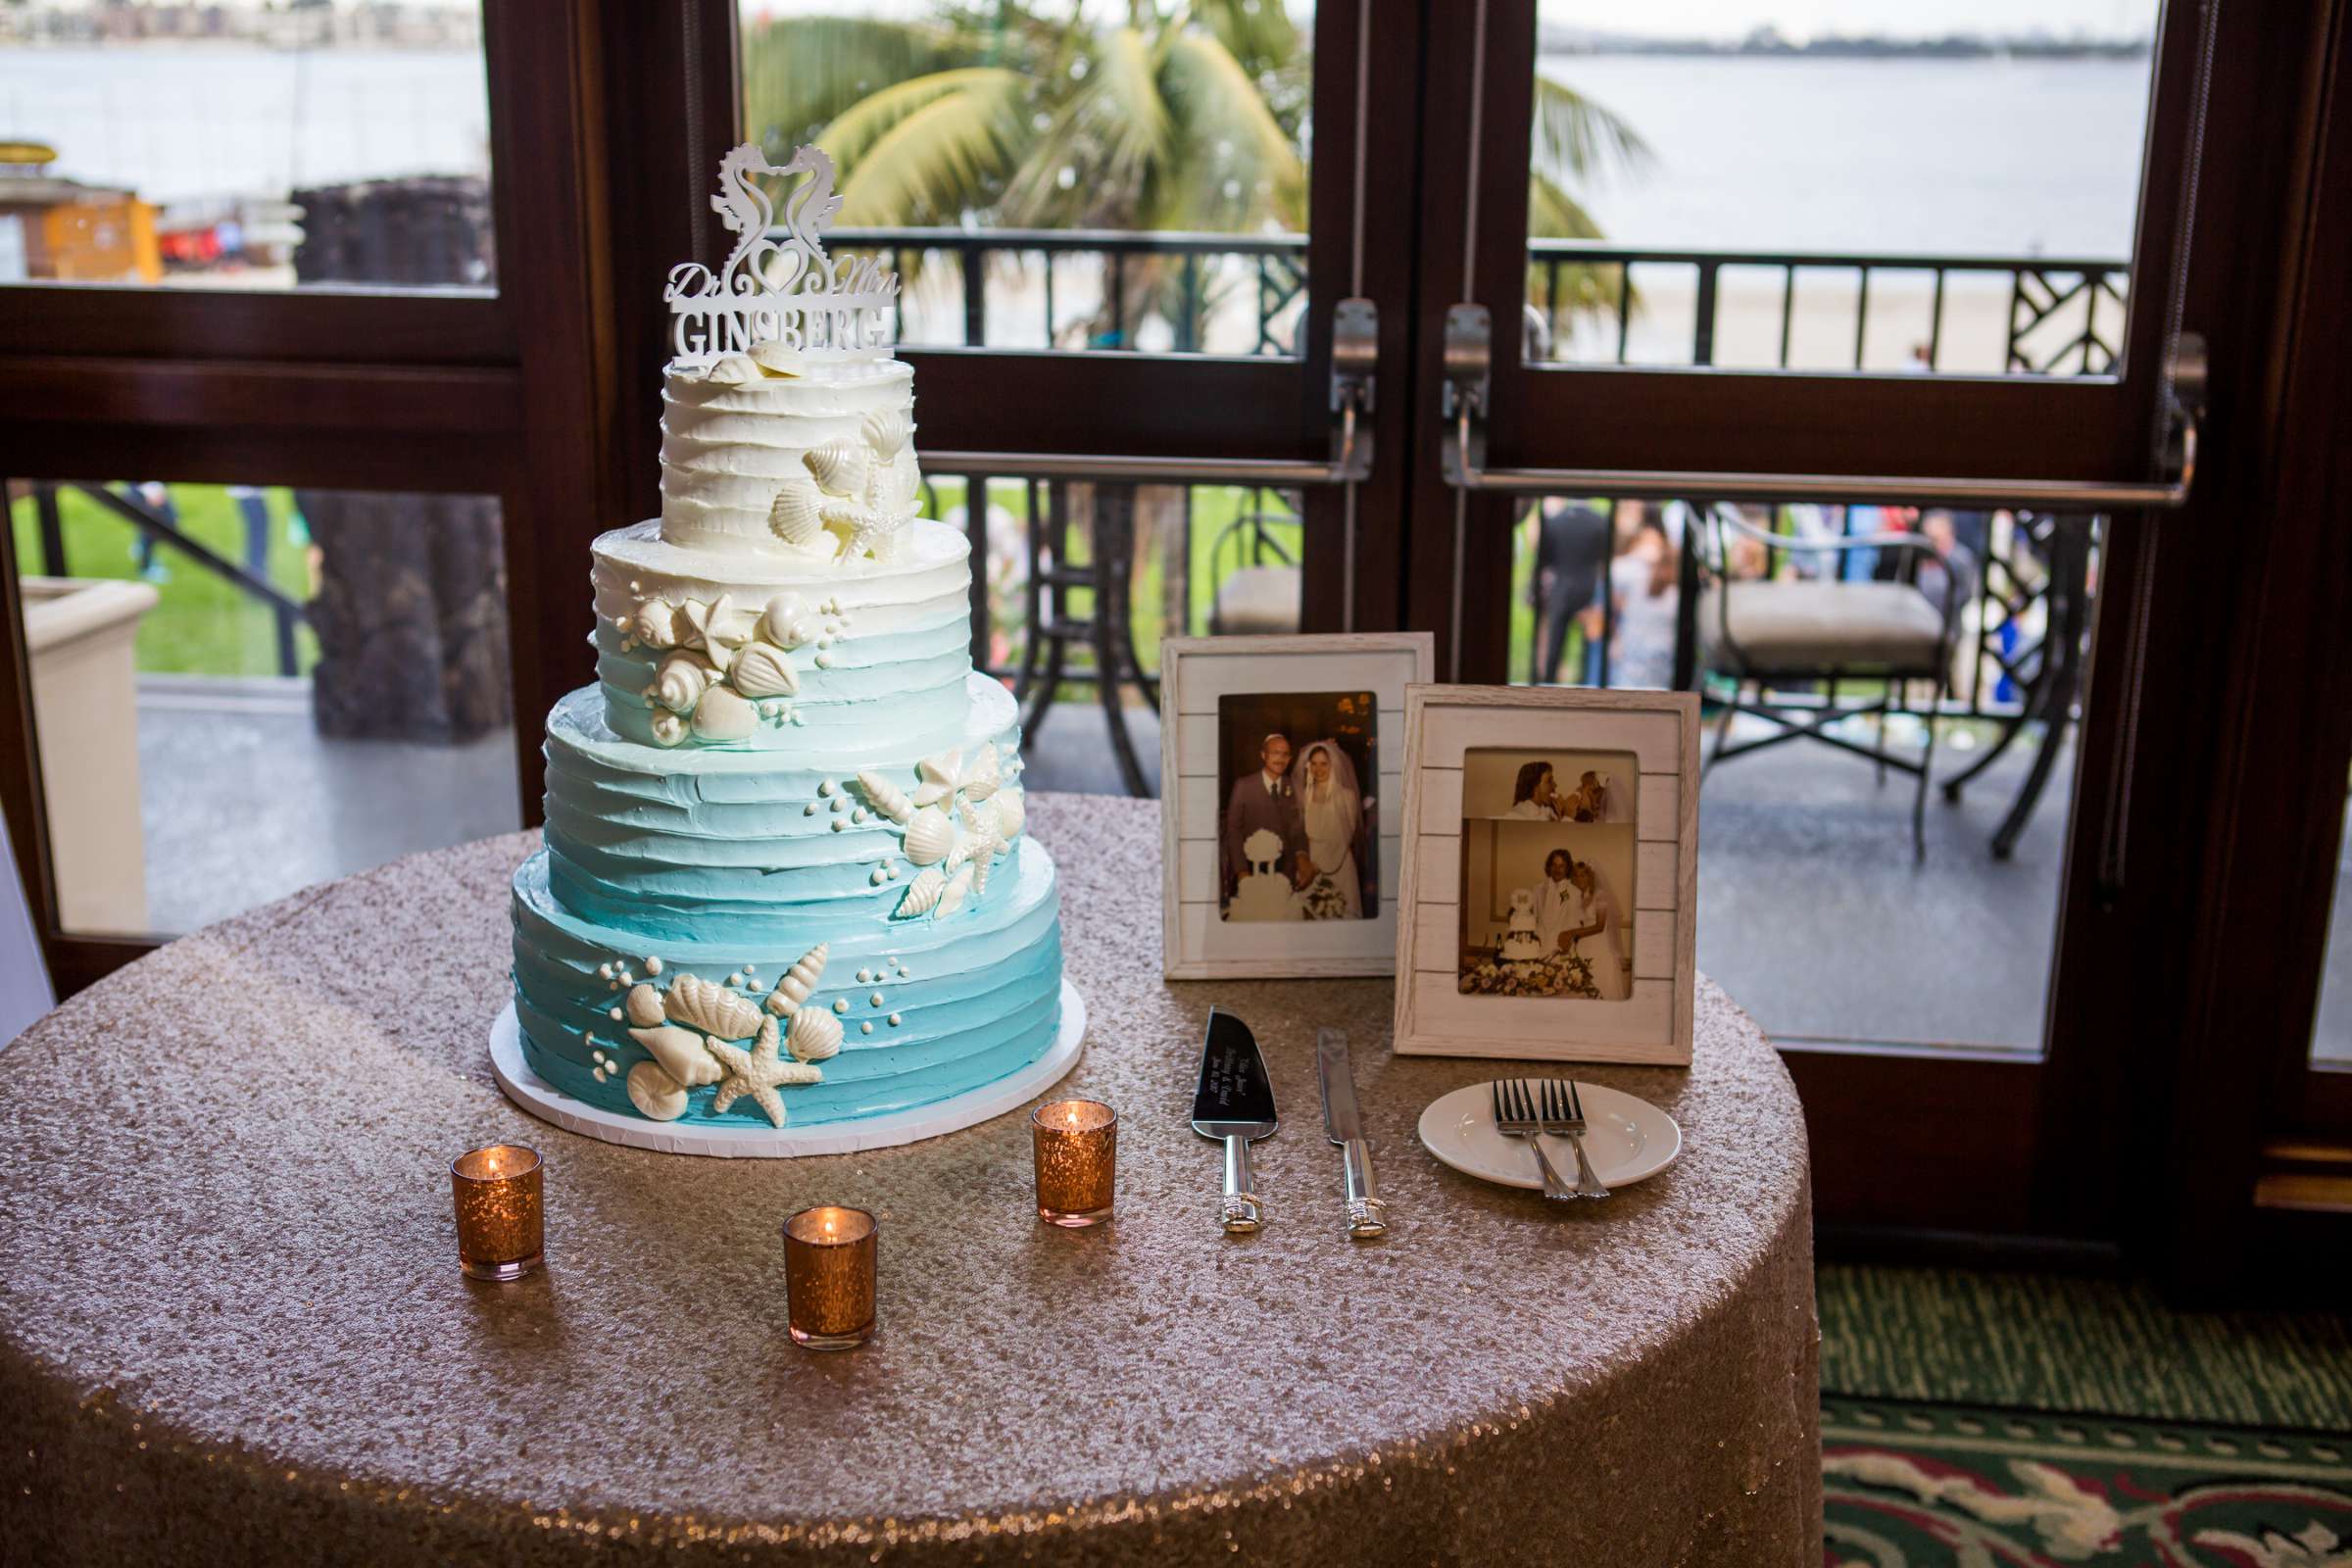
[1316,1028,1388,1239]
[1190,1007,1277,1234]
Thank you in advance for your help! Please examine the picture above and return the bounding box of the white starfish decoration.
[911,744,1001,809]
[821,499,889,562]
[677,594,757,673]
[705,1015,822,1128]
[950,798,1012,894]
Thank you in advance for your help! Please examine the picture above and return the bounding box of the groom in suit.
[1222,732,1304,908]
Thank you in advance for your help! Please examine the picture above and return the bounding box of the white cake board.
[488,982,1086,1158]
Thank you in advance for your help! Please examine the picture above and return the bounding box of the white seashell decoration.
[859,408,909,459]
[729,642,799,698]
[626,1060,690,1120]
[901,805,955,866]
[629,1023,724,1088]
[856,768,914,825]
[994,788,1026,840]
[786,1006,844,1063]
[646,649,715,714]
[937,862,976,917]
[768,476,828,552]
[664,972,763,1040]
[691,685,758,741]
[624,983,666,1028]
[704,354,761,385]
[759,592,812,649]
[805,440,868,498]
[649,711,688,747]
[751,341,808,377]
[890,447,922,511]
[632,599,688,649]
[895,866,948,919]
[960,744,1001,801]
[765,942,829,1015]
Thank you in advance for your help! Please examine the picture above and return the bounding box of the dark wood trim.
[0,358,521,435]
[897,350,1314,458]
[484,0,626,829]
[0,431,510,496]
[1781,1047,2045,1234]
[2145,0,2352,1297]
[0,285,511,366]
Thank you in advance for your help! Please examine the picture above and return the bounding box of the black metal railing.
[828,226,1308,357]
[1525,240,2130,374]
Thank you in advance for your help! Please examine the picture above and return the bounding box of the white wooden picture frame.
[1394,685,1700,1065]
[1160,633,1437,979]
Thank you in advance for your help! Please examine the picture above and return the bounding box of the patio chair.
[1205,505,1301,636]
[1692,508,1963,860]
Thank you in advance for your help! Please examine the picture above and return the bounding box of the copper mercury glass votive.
[782,1205,877,1349]
[450,1144,544,1281]
[1031,1099,1116,1227]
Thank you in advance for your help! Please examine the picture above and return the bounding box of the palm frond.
[1189,0,1305,74]
[1090,25,1177,195]
[740,17,978,154]
[830,72,1031,226]
[1527,170,1604,240]
[1157,28,1305,230]
[820,68,1026,176]
[1530,74,1651,191]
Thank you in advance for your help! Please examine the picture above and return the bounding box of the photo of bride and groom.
[1457,749,1639,1003]
[1216,691,1379,923]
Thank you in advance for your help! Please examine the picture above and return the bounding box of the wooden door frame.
[1399,0,2337,1255]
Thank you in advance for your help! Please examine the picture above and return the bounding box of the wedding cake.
[1498,888,1547,962]
[1228,827,1300,921]
[503,145,1066,1142]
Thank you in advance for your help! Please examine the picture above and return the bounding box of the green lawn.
[8,484,320,677]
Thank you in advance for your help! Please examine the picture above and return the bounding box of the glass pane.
[739,2,1311,355]
[4,478,519,939]
[0,4,493,291]
[2314,804,2352,1069]
[1527,3,2156,374]
[917,476,1298,792]
[1506,493,2095,1053]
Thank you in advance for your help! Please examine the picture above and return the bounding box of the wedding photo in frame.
[1395,686,1700,1065]
[1159,634,1437,979]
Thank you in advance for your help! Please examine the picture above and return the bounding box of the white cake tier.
[542,676,1026,947]
[660,357,916,552]
[592,516,974,752]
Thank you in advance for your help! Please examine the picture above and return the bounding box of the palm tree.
[741,6,1644,241]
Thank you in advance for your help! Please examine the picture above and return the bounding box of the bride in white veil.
[1288,741,1365,919]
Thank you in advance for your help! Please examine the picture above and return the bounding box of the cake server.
[1191,1007,1276,1234]
[1315,1028,1388,1239]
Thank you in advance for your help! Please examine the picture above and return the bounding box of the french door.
[1386,0,2347,1272]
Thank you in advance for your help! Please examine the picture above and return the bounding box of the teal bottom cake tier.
[509,842,1064,1129]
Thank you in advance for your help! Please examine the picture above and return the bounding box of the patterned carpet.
[1818,1266,2352,1563]
[1823,1396,2352,1567]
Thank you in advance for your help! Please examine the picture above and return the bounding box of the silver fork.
[1493,1079,1576,1202]
[1542,1079,1612,1200]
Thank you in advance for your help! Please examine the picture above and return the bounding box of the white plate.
[1416,1079,1682,1191]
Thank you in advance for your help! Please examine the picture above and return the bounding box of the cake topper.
[666,143,900,368]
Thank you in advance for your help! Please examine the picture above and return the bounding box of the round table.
[0,794,1820,1565]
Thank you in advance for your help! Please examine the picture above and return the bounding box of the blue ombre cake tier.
[508,497,1066,1134]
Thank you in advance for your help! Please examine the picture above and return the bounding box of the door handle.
[1436,303,2199,510]
[919,299,1378,487]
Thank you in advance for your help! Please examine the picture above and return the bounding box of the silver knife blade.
[1317,1028,1363,1144]
[1317,1028,1388,1238]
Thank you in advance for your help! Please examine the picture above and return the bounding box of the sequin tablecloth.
[0,795,1820,1566]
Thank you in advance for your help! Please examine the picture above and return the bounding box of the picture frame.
[1394,685,1700,1065]
[1159,633,1437,979]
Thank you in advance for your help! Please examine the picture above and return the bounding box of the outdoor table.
[0,794,1821,1565]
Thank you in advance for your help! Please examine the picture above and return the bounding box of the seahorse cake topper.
[665,143,900,368]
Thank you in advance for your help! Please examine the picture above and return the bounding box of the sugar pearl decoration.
[816,780,833,797]
[608,1006,623,1021]
[857,969,872,984]
[860,1022,873,1035]
[805,803,818,816]
[833,999,849,1015]
[870,992,884,1007]
[888,1012,902,1026]
[598,963,613,979]
[831,819,848,833]
[645,956,662,974]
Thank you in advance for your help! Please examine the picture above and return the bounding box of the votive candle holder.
[450,1144,544,1281]
[782,1205,877,1349]
[1031,1099,1116,1227]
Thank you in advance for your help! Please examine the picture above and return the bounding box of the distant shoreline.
[1541,33,2150,61]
